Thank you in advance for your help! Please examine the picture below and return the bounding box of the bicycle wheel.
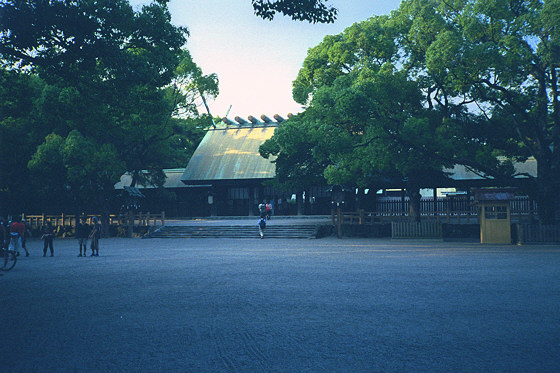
[1,249,17,271]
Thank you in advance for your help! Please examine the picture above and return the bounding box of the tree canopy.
[265,0,560,222]
[251,0,338,23]
[0,0,216,215]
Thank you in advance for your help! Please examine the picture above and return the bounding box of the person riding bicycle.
[10,217,29,257]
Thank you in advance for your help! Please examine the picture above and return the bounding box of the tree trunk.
[535,177,557,224]
[297,191,304,215]
[101,210,110,238]
[533,157,560,224]
[407,185,422,223]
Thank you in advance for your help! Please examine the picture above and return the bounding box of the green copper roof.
[181,125,277,184]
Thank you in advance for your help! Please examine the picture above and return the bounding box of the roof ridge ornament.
[234,116,248,125]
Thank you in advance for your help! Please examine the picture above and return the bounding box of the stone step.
[145,225,319,239]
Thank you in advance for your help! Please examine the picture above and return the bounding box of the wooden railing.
[333,196,538,225]
[22,212,165,229]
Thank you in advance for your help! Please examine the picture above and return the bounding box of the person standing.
[41,221,54,257]
[258,202,266,219]
[76,217,89,257]
[89,217,100,256]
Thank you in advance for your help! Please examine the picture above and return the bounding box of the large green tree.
[393,0,560,223]
[0,0,215,215]
[272,16,476,220]
[270,1,558,222]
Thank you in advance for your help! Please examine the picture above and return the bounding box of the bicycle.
[1,246,17,271]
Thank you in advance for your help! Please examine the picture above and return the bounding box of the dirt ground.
[2,237,559,372]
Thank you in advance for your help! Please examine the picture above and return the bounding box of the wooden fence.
[391,221,443,239]
[22,212,165,229]
[516,224,560,243]
[336,196,538,224]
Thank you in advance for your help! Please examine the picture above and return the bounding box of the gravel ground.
[2,237,559,372]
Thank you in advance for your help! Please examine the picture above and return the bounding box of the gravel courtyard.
[2,237,559,372]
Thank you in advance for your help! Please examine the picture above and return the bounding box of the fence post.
[337,207,343,238]
[128,210,134,238]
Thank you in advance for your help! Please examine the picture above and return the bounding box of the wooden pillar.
[401,189,406,217]
[337,206,343,238]
[359,209,364,225]
[466,188,472,221]
[433,188,438,218]
[128,210,134,238]
[297,191,304,216]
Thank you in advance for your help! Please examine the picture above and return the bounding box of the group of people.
[257,201,273,239]
[0,216,101,258]
[75,217,101,257]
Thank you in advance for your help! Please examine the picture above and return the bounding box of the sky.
[130,0,402,120]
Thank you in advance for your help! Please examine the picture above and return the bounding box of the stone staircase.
[145,224,320,239]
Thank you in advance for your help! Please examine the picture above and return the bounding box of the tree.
[0,1,215,215]
[27,131,126,212]
[393,0,560,223]
[0,69,46,214]
[251,0,338,23]
[279,2,559,222]
[259,112,330,193]
[285,16,460,220]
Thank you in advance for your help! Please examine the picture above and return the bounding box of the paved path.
[2,237,559,372]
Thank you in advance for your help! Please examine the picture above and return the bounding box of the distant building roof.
[115,168,187,189]
[181,115,282,184]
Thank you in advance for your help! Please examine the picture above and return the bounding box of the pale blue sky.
[130,0,401,119]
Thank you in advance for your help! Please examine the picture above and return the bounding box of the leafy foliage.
[274,1,560,222]
[0,1,216,214]
[251,0,338,23]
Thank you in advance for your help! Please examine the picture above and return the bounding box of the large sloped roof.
[181,123,278,184]
[114,169,188,189]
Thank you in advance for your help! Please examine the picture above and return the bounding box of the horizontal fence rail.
[21,212,165,229]
[335,196,538,224]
